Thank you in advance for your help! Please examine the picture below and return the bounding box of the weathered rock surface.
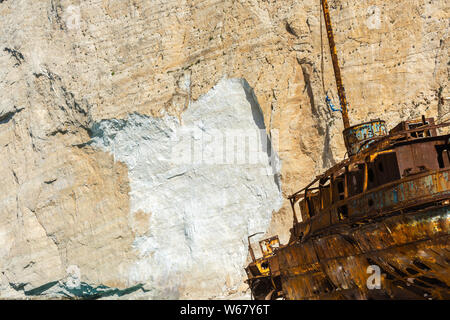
[0,0,448,299]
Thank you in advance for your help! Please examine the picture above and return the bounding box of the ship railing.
[288,121,450,228]
[289,120,450,203]
[294,168,450,238]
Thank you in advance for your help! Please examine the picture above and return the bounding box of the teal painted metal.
[348,170,450,217]
[343,120,388,156]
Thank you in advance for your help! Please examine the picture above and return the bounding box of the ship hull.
[271,205,449,300]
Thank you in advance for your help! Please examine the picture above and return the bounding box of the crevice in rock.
[44,178,57,184]
[3,47,24,67]
[298,59,324,135]
[11,169,19,185]
[0,107,24,125]
[285,21,299,38]
[49,128,69,136]
[48,0,65,30]
[297,57,337,168]
[32,68,92,140]
[242,79,281,191]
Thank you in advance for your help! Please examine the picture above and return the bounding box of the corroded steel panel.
[343,120,388,155]
[396,141,441,177]
[278,206,449,299]
[348,170,450,218]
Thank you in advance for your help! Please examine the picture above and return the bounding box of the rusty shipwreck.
[244,0,450,300]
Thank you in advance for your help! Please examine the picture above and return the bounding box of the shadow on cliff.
[241,78,281,192]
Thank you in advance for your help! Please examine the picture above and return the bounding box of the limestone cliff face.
[0,0,448,299]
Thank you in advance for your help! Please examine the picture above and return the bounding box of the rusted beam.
[321,0,350,128]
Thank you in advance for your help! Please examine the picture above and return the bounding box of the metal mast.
[321,0,350,129]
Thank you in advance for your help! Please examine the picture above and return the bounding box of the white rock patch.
[91,78,282,298]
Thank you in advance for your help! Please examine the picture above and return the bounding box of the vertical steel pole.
[321,0,350,129]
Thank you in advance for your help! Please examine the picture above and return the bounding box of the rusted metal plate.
[396,141,441,177]
[275,206,449,299]
[259,236,280,257]
[347,169,450,219]
[343,120,388,156]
